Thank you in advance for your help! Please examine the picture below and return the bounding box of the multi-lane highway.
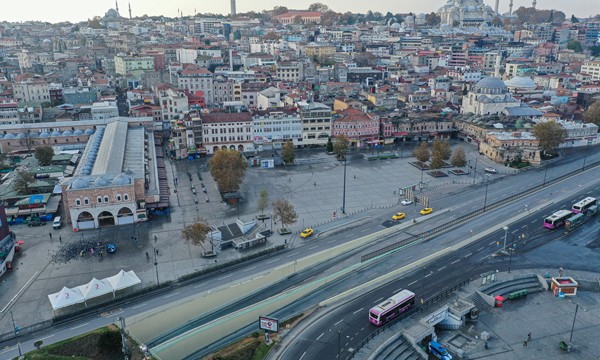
[0,149,598,359]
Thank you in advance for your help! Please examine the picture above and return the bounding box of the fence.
[347,278,471,360]
[360,157,600,262]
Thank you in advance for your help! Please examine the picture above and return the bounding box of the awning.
[16,240,25,245]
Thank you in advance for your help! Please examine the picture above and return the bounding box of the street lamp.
[342,155,347,214]
[483,175,490,211]
[9,310,21,356]
[569,303,579,349]
[153,247,160,286]
[502,226,509,254]
[543,167,548,187]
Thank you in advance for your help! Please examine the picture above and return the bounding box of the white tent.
[104,270,141,292]
[77,277,114,300]
[47,286,85,310]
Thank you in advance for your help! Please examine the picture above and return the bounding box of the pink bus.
[543,210,572,229]
[572,197,597,214]
[369,290,415,326]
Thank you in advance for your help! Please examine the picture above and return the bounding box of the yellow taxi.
[420,208,433,215]
[300,228,314,238]
[392,212,406,220]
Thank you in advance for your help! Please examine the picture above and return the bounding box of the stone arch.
[77,211,94,222]
[229,145,236,150]
[117,207,133,217]
[97,211,115,227]
[237,144,244,152]
[221,145,227,150]
[213,146,219,153]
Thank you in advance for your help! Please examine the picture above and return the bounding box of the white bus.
[544,210,572,229]
[572,197,597,214]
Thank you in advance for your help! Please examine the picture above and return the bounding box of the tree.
[450,146,467,167]
[429,151,444,170]
[281,140,295,164]
[233,30,241,40]
[566,40,583,53]
[532,122,567,155]
[13,171,35,194]
[584,101,600,126]
[34,340,43,349]
[425,12,441,26]
[263,32,281,41]
[570,14,579,23]
[293,15,303,24]
[209,149,247,193]
[272,6,289,16]
[98,330,121,350]
[326,137,334,153]
[412,141,430,163]
[257,189,269,215]
[272,199,298,231]
[333,134,349,159]
[589,45,600,57]
[308,2,329,12]
[87,16,103,29]
[432,140,452,161]
[34,145,54,166]
[181,218,211,249]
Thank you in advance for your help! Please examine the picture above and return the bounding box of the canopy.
[105,270,141,291]
[47,286,85,310]
[77,277,113,300]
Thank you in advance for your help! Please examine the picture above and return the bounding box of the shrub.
[98,330,122,350]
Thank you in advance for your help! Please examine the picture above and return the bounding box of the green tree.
[97,330,121,350]
[566,40,583,53]
[34,340,43,349]
[87,16,103,29]
[257,189,269,215]
[293,15,303,24]
[209,149,247,193]
[450,145,467,167]
[333,134,350,159]
[35,145,54,166]
[326,137,334,153]
[281,140,295,164]
[589,45,600,57]
[263,32,281,41]
[233,30,241,40]
[181,218,211,249]
[412,141,430,163]
[308,2,329,12]
[272,6,289,16]
[584,101,600,126]
[432,140,452,161]
[429,151,444,170]
[425,12,441,26]
[272,198,298,231]
[532,122,567,155]
[12,171,35,194]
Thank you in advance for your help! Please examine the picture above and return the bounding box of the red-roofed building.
[332,108,380,148]
[201,111,253,154]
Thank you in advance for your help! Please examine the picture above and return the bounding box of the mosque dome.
[4,133,15,139]
[84,128,95,135]
[113,173,131,186]
[504,76,536,90]
[473,76,507,94]
[71,178,90,189]
[73,129,84,136]
[94,176,110,187]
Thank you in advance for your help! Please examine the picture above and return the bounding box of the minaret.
[532,0,537,8]
[115,0,119,16]
[231,0,237,17]
[494,52,502,78]
[128,2,132,19]
[494,0,500,15]
[509,0,513,15]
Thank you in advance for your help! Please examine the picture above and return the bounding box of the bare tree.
[272,199,298,231]
[333,134,350,159]
[584,101,600,126]
[532,122,567,155]
[451,146,467,167]
[412,141,430,163]
[13,171,35,194]
[257,189,269,215]
[181,218,211,250]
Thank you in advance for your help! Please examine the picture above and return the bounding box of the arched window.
[124,193,129,201]
[83,197,89,205]
[97,196,102,204]
[104,196,109,203]
[76,198,81,206]
[116,194,122,202]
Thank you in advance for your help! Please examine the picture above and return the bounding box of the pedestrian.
[314,181,316,186]
[59,235,62,243]
[146,251,150,260]
[527,332,531,341]
[49,232,52,240]
[484,341,488,350]
[523,340,528,347]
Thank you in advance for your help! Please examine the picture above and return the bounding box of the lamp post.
[153,247,160,286]
[338,330,341,359]
[569,303,579,347]
[502,226,509,254]
[472,157,478,184]
[9,310,21,356]
[483,175,490,211]
[543,167,548,187]
[342,155,347,214]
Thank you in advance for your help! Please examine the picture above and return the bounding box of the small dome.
[94,176,110,187]
[73,129,84,136]
[71,178,89,189]
[4,133,15,139]
[51,131,62,137]
[15,133,26,139]
[0,134,4,139]
[62,130,73,136]
[84,128,95,135]
[29,132,39,138]
[504,76,536,90]
[39,132,50,138]
[113,173,131,186]
[474,76,507,93]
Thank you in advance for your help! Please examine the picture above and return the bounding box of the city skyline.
[0,0,596,24]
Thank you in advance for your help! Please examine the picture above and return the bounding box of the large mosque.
[437,0,496,27]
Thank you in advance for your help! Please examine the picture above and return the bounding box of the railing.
[347,278,471,360]
[360,157,600,262]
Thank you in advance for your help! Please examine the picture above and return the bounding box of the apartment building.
[201,111,253,154]
[158,88,189,128]
[12,78,50,104]
[581,60,600,81]
[332,108,379,148]
[252,108,303,149]
[276,61,304,83]
[114,55,155,76]
[298,101,332,146]
[176,67,214,105]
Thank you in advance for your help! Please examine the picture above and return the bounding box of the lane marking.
[438,266,446,271]
[193,283,206,289]
[451,259,461,264]
[393,288,403,293]
[253,275,264,280]
[246,266,256,271]
[408,280,418,286]
[308,246,319,250]
[230,283,240,288]
[300,352,307,360]
[0,346,17,355]
[531,220,537,224]
[164,292,180,299]
[327,240,337,244]
[488,241,495,245]
[70,322,89,330]
[217,274,233,280]
[425,272,433,278]
[37,334,55,341]
[373,297,384,304]
[477,247,485,252]
[316,333,324,341]
[352,307,364,315]
[286,253,296,258]
[334,319,344,326]
[464,252,472,257]
[359,228,369,233]
[132,303,147,310]
[266,259,278,264]
[344,234,353,238]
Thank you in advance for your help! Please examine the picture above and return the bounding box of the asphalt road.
[278,184,600,360]
[0,150,598,358]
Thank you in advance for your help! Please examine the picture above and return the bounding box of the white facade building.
[252,109,303,149]
[461,77,520,115]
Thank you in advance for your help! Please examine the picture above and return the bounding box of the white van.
[52,216,62,229]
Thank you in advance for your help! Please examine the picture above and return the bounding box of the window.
[104,196,109,203]
[97,196,102,204]
[76,198,81,206]
[124,194,129,201]
[84,197,89,205]
[117,194,122,202]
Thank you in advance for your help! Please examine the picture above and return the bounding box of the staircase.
[373,334,424,360]
[480,274,545,298]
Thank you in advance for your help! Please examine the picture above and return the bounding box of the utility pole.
[118,317,129,359]
[342,155,347,214]
[153,247,160,286]
[502,226,509,254]
[569,303,579,347]
[9,311,21,356]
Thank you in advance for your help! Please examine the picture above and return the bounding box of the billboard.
[258,316,279,333]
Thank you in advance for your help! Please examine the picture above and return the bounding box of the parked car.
[28,220,46,227]
[300,228,314,238]
[401,199,413,206]
[107,244,117,253]
[392,212,406,220]
[484,167,497,174]
[420,208,433,215]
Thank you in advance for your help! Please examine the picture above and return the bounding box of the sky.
[0,0,597,24]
